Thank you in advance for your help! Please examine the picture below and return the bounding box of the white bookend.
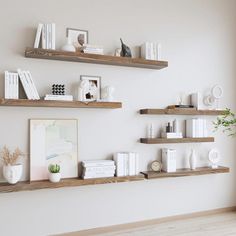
[4,71,9,99]
[34,23,43,48]
[17,69,32,99]
[42,24,46,49]
[26,71,40,100]
[51,23,56,50]
[128,152,136,176]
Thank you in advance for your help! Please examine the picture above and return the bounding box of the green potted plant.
[48,164,61,183]
[214,108,236,136]
[0,146,24,184]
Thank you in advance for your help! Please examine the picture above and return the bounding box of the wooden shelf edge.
[0,99,122,109]
[140,137,215,144]
[141,166,230,179]
[25,47,168,70]
[0,175,145,193]
[140,108,225,116]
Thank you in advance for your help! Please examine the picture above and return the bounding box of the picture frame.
[66,28,89,49]
[80,75,101,101]
[30,119,78,181]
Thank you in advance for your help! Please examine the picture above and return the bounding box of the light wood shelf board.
[140,137,214,144]
[0,175,145,193]
[0,99,122,109]
[25,47,168,70]
[140,109,225,116]
[141,166,229,179]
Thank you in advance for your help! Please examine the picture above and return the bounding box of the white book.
[161,132,183,139]
[186,119,196,138]
[42,24,46,49]
[12,73,19,99]
[128,152,136,176]
[17,69,32,99]
[135,153,139,175]
[44,95,73,101]
[26,71,40,99]
[203,119,208,137]
[23,71,35,99]
[51,23,56,50]
[4,71,9,99]
[34,23,43,48]
[9,73,14,99]
[82,160,115,167]
[83,166,116,172]
[113,153,125,177]
[82,173,115,179]
[83,170,115,176]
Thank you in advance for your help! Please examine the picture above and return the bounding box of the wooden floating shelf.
[142,166,229,179]
[140,108,225,116]
[140,137,215,144]
[0,99,122,109]
[0,175,145,193]
[25,47,168,70]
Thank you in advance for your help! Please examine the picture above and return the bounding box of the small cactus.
[48,164,60,173]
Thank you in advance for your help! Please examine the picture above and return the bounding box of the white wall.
[0,0,236,235]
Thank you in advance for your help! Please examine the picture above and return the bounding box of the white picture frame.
[30,119,78,181]
[80,75,101,101]
[66,28,88,49]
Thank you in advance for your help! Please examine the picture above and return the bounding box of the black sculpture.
[120,38,132,57]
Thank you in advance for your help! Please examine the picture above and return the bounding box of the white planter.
[49,173,61,183]
[3,164,22,184]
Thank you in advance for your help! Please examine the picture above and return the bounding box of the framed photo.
[30,119,78,181]
[80,75,101,101]
[66,28,88,48]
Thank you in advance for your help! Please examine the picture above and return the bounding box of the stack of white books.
[113,152,139,177]
[141,42,161,60]
[4,71,19,99]
[81,160,116,179]
[162,148,177,172]
[44,94,73,101]
[34,23,56,50]
[79,44,104,55]
[17,69,40,100]
[161,132,183,139]
[186,119,208,138]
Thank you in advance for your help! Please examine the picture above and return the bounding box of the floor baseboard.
[58,206,236,236]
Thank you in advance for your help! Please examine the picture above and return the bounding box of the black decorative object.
[52,84,65,95]
[120,38,132,58]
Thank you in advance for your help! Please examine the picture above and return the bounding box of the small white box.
[162,149,177,172]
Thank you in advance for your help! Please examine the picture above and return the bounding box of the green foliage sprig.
[213,108,236,136]
[48,164,60,173]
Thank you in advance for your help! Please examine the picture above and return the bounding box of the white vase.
[3,164,23,184]
[61,38,76,52]
[49,173,61,183]
[189,149,197,170]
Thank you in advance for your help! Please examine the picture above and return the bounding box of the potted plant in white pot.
[48,164,61,183]
[0,146,24,184]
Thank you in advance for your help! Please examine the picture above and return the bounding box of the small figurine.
[120,38,132,57]
[78,80,90,101]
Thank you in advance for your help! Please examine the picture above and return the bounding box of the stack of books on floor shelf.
[34,23,56,49]
[81,160,116,179]
[79,44,104,55]
[4,69,40,100]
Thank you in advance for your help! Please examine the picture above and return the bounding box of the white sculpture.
[77,80,90,101]
[204,85,223,110]
[3,164,23,184]
[208,149,220,169]
[102,86,115,101]
[189,149,197,170]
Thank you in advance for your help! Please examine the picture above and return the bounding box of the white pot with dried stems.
[0,146,24,184]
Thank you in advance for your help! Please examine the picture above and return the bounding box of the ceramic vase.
[3,164,23,184]
[49,173,61,183]
[189,149,197,170]
[61,38,76,52]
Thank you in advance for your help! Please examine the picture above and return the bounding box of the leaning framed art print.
[30,119,78,181]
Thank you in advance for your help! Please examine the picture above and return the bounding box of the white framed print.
[66,28,88,48]
[30,119,78,181]
[80,75,101,101]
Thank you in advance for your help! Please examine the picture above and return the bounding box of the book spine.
[128,152,136,176]
[84,166,116,172]
[34,23,43,48]
[135,153,139,175]
[52,23,56,50]
[17,69,31,99]
[23,71,34,99]
[42,24,46,49]
[27,71,40,99]
[113,153,124,177]
[9,73,13,99]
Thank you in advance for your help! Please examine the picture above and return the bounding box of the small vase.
[3,164,23,184]
[61,38,76,52]
[189,149,197,170]
[49,173,61,183]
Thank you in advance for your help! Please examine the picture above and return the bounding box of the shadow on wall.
[0,73,4,98]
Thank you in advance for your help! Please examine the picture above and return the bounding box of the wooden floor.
[60,210,236,236]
